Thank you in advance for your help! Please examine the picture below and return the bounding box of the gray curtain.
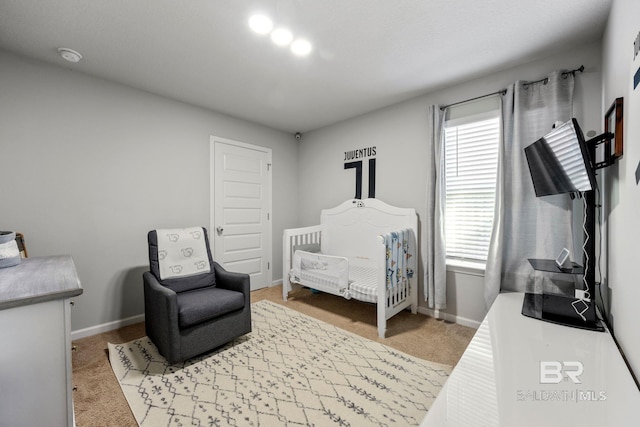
[484,70,577,308]
[424,105,447,310]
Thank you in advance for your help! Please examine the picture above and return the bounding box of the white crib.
[283,198,418,338]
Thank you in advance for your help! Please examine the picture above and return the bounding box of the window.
[444,99,500,265]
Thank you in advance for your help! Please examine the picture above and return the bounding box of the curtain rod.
[564,65,585,76]
[440,89,507,111]
[440,65,585,110]
[523,65,585,89]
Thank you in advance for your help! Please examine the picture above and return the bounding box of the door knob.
[216,226,224,234]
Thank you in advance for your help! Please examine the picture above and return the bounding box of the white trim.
[417,306,481,329]
[444,94,501,126]
[70,314,145,340]
[446,259,486,277]
[445,108,500,127]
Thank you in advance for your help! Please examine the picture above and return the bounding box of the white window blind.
[444,108,500,263]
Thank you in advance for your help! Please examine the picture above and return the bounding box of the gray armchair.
[143,227,251,364]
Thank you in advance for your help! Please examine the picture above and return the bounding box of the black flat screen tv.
[521,118,604,332]
[524,118,597,197]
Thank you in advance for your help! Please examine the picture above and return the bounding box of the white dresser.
[0,255,83,427]
[422,292,640,427]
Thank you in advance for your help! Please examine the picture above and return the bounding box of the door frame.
[210,135,272,288]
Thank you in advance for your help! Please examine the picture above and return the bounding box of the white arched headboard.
[320,199,418,263]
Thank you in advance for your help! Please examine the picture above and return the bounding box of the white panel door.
[211,137,272,290]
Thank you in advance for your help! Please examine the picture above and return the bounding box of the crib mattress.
[348,264,378,303]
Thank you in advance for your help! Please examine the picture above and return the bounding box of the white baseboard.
[417,306,481,329]
[70,290,479,340]
[71,314,145,340]
[272,280,480,328]
[71,279,285,340]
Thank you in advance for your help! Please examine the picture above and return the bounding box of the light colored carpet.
[109,300,451,426]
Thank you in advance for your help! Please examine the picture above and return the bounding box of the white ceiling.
[0,0,612,133]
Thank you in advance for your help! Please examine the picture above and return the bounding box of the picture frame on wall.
[605,97,624,161]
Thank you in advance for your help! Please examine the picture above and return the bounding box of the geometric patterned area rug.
[108,300,451,426]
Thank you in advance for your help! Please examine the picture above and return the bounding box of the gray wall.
[601,0,640,380]
[0,50,297,333]
[298,41,603,325]
[0,38,608,333]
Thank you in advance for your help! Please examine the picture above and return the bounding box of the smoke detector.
[58,48,83,63]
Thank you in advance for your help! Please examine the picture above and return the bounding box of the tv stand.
[522,258,604,332]
[522,292,604,331]
[527,258,583,274]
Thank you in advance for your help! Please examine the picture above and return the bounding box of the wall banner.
[344,146,376,199]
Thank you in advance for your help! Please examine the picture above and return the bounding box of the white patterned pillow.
[156,227,211,280]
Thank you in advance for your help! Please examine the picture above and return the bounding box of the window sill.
[446,259,486,277]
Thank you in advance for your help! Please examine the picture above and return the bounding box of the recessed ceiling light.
[248,14,273,35]
[247,15,312,57]
[58,47,83,63]
[271,28,293,46]
[291,39,312,56]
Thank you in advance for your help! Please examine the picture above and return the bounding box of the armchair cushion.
[148,228,216,293]
[156,227,210,280]
[177,287,245,329]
